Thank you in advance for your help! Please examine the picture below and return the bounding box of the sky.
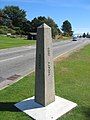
[0,0,90,34]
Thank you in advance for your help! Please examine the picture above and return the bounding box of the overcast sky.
[0,0,90,34]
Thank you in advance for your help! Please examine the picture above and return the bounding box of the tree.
[61,20,73,36]
[30,16,47,32]
[1,6,31,35]
[82,33,86,38]
[0,9,13,28]
[30,16,61,38]
[2,6,26,28]
[86,32,90,38]
[21,20,31,35]
[0,9,4,25]
[46,17,61,37]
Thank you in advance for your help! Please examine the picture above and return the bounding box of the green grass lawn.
[0,36,36,49]
[0,45,90,120]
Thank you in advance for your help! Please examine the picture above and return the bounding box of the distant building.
[27,33,37,40]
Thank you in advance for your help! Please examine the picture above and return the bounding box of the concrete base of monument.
[15,96,77,120]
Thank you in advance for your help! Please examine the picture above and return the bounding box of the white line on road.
[0,55,23,63]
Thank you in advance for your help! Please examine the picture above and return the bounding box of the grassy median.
[0,45,90,120]
[0,36,36,49]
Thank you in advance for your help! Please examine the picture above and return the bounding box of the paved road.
[0,38,90,89]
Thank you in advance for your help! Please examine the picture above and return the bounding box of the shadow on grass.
[0,102,35,120]
[81,106,90,119]
[0,102,21,112]
[0,99,43,111]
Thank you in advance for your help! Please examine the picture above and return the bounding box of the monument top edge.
[38,23,51,29]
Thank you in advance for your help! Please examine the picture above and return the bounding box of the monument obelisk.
[15,23,77,120]
[35,23,55,106]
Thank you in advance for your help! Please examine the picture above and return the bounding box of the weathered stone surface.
[35,23,55,106]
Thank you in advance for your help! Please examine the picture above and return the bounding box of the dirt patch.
[54,54,69,63]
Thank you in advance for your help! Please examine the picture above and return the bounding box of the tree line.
[0,6,73,38]
[82,33,90,38]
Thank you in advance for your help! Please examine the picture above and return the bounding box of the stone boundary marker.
[35,23,55,106]
[15,23,77,120]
